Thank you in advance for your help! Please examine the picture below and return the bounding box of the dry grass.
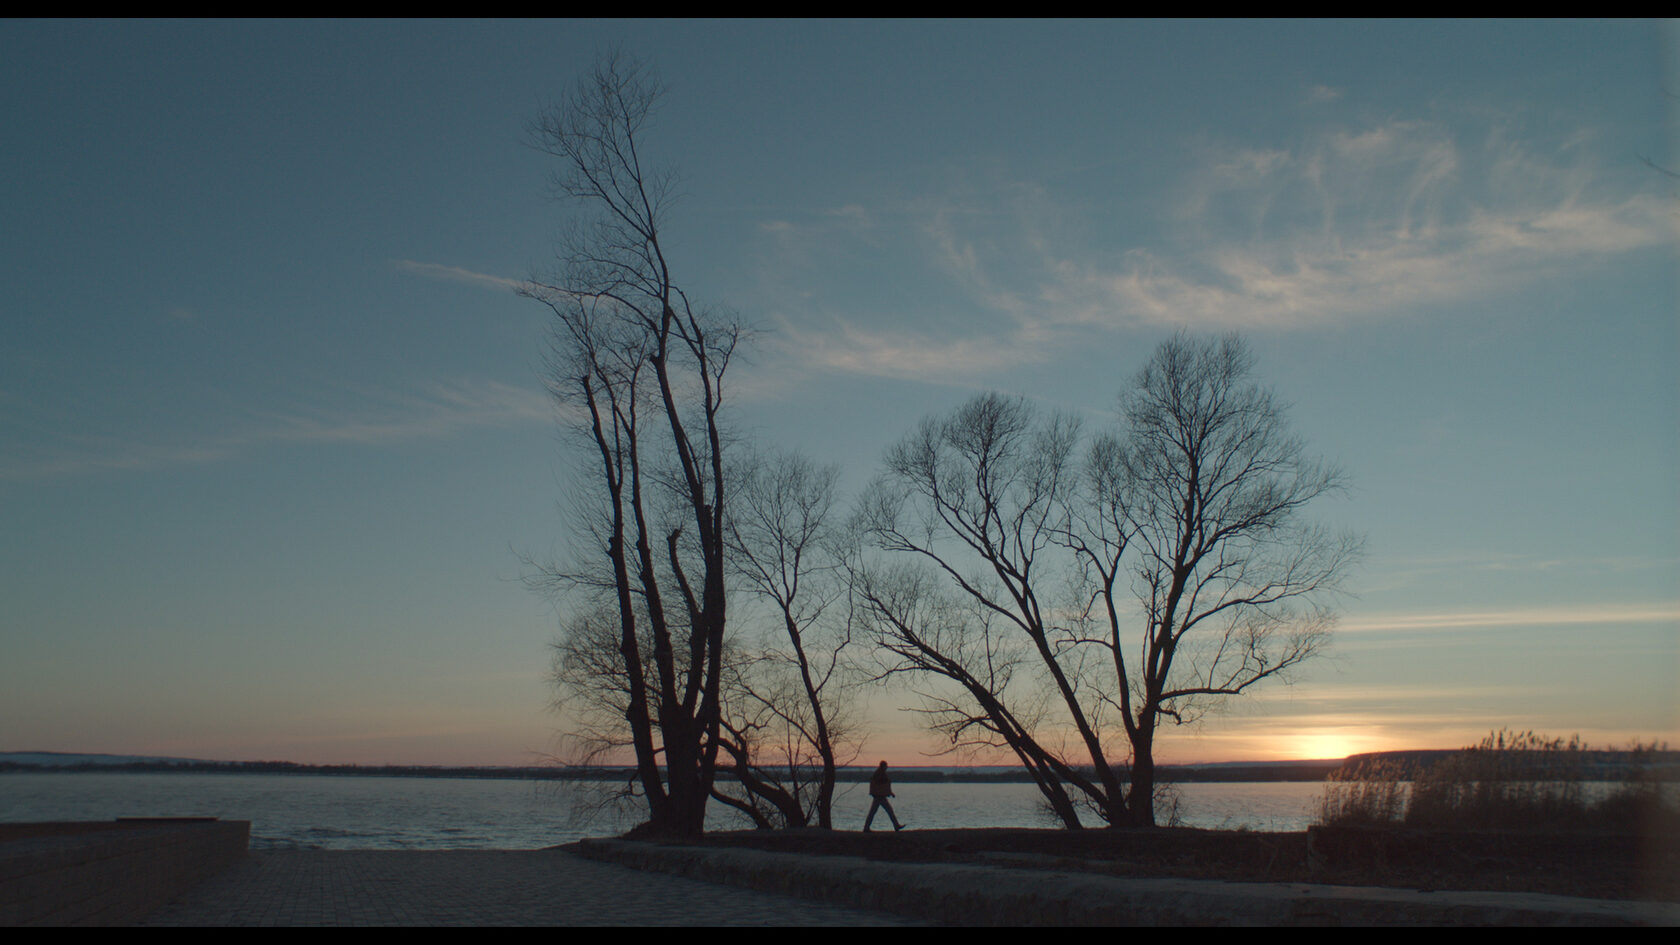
[1318,730,1678,832]
[1317,757,1409,827]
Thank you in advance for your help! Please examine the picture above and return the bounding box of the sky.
[2,19,1676,768]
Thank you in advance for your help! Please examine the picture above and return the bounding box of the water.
[0,771,1330,849]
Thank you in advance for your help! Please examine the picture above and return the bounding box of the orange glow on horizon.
[95,714,1672,770]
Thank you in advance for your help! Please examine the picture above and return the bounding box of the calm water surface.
[0,772,1328,849]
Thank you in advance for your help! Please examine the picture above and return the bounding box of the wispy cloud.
[756,113,1673,380]
[393,260,529,293]
[768,312,1044,383]
[1356,551,1680,595]
[1339,601,1680,634]
[751,183,1071,384]
[1249,681,1554,705]
[1101,197,1668,329]
[253,380,552,446]
[1050,118,1672,330]
[2,380,554,480]
[1305,84,1343,105]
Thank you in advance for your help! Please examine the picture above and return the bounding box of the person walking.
[863,760,905,832]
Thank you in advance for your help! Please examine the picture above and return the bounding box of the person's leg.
[883,797,903,830]
[864,796,881,831]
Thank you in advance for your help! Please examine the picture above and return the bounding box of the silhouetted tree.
[714,451,856,828]
[858,333,1359,826]
[524,53,738,839]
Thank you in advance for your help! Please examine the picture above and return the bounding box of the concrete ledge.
[575,838,1680,926]
[0,819,250,926]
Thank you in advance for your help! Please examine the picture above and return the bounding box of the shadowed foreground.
[139,849,912,926]
[576,836,1678,926]
[136,839,1677,926]
[687,826,1678,902]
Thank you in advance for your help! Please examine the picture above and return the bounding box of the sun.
[1291,733,1363,761]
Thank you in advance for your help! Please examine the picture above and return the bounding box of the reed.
[1317,730,1677,832]
[1317,755,1410,827]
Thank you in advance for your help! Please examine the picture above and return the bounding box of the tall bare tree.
[524,54,738,839]
[858,333,1360,826]
[1092,333,1358,824]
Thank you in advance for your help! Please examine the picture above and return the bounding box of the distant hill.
[1337,749,1680,780]
[1,751,209,767]
[17,750,1667,783]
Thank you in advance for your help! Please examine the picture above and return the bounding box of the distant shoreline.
[0,753,1341,784]
[9,748,1675,784]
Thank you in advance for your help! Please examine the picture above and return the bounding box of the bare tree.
[714,451,857,828]
[855,394,1111,828]
[848,557,1091,828]
[523,53,738,839]
[859,333,1360,826]
[1088,333,1359,824]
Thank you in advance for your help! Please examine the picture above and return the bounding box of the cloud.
[747,185,1073,382]
[825,204,872,227]
[255,380,553,446]
[4,439,240,478]
[766,312,1044,383]
[2,380,554,480]
[393,260,529,293]
[1210,147,1293,184]
[1089,205,1667,330]
[1356,551,1680,595]
[756,114,1674,380]
[1251,682,1552,705]
[1087,120,1673,329]
[1339,602,1680,634]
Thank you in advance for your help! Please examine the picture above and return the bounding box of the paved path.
[578,839,1680,926]
[132,843,1676,926]
[139,849,913,926]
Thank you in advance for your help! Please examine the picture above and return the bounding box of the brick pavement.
[138,849,914,926]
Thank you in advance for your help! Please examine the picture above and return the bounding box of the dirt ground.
[682,825,1679,902]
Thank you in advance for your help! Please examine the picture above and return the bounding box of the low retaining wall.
[0,818,250,926]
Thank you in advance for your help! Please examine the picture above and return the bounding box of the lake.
[0,771,1330,849]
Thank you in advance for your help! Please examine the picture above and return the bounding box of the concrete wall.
[0,818,249,926]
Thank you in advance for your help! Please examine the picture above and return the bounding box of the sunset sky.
[3,20,1676,768]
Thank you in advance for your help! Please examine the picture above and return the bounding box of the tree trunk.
[1126,727,1158,827]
